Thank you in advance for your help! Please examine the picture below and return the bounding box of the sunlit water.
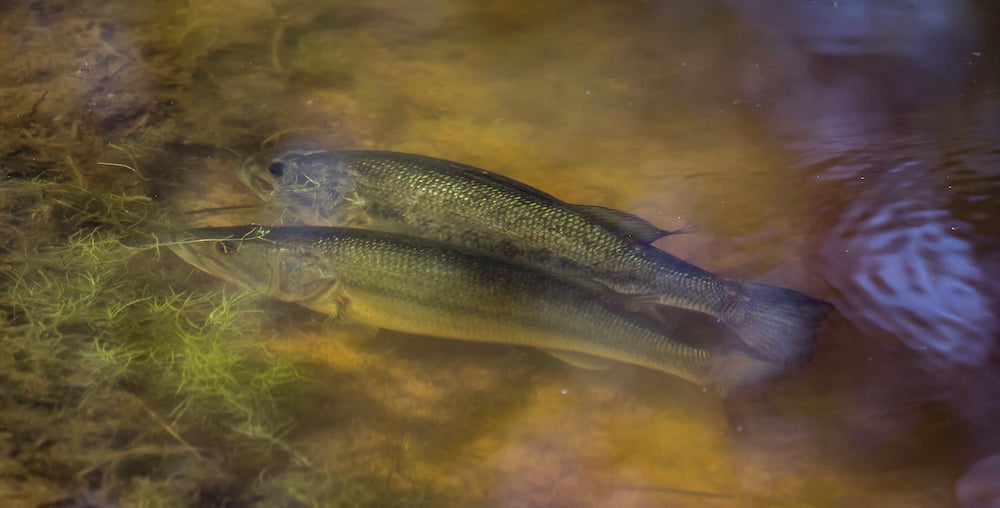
[6,0,1000,506]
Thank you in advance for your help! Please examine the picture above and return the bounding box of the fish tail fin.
[707,347,786,398]
[725,282,833,365]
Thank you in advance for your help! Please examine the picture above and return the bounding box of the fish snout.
[238,154,277,199]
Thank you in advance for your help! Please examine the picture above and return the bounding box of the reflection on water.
[728,2,1000,506]
[2,0,999,506]
[822,165,995,366]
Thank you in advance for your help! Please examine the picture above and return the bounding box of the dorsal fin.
[568,204,688,245]
[361,151,696,246]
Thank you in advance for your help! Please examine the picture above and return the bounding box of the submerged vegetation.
[0,178,422,506]
[0,0,431,504]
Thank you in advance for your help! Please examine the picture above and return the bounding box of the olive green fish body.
[168,226,762,390]
[244,151,640,283]
[241,151,832,364]
[245,152,719,302]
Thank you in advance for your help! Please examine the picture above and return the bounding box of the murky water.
[2,0,999,506]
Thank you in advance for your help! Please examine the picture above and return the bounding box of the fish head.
[238,151,365,227]
[168,226,342,309]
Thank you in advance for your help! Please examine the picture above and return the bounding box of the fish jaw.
[245,151,375,227]
[167,234,279,294]
[167,227,345,311]
[238,154,278,202]
[238,151,333,206]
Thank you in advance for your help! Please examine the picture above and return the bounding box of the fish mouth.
[166,235,236,281]
[166,230,273,294]
[238,154,276,199]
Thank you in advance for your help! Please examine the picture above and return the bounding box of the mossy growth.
[0,176,412,506]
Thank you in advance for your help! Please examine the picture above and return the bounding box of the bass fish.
[238,150,832,364]
[168,225,778,395]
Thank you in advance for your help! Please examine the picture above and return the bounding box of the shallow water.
[3,0,999,506]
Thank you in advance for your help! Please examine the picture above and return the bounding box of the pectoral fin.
[600,293,663,317]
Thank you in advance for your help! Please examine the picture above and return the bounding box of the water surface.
[2,0,998,506]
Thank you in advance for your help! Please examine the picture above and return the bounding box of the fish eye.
[214,241,238,255]
[267,161,285,178]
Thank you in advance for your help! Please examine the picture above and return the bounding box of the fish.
[238,150,832,365]
[167,225,780,396]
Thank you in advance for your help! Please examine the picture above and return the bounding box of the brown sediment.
[1,0,985,506]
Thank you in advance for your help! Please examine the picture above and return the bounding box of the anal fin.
[545,350,616,370]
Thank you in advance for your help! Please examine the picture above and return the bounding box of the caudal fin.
[725,282,833,366]
[708,347,786,397]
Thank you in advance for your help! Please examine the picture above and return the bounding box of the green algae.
[0,177,415,506]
